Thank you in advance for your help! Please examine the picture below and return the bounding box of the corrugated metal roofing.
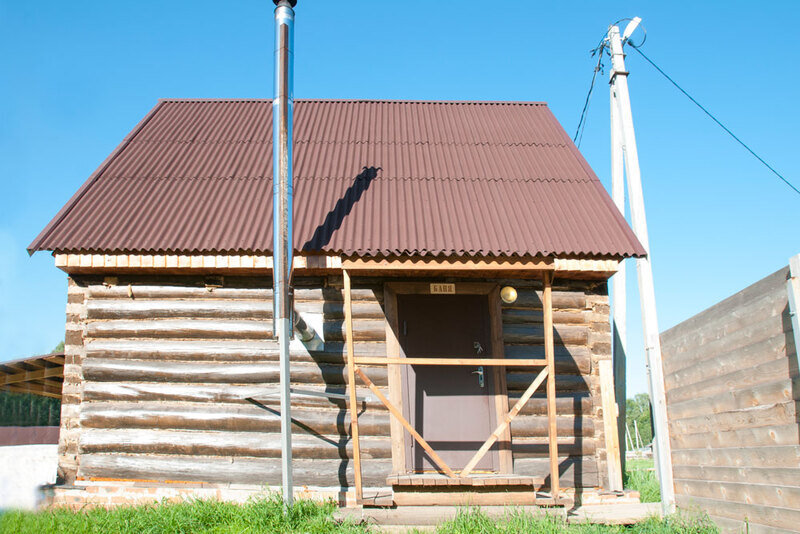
[29,99,645,259]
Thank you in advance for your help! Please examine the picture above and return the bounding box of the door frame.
[384,281,513,474]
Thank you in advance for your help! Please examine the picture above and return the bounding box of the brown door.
[398,294,499,473]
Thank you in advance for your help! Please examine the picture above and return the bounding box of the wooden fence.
[660,264,800,533]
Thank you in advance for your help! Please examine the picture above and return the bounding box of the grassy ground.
[0,495,719,534]
[625,458,661,503]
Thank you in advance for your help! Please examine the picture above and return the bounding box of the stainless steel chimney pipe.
[272,0,295,507]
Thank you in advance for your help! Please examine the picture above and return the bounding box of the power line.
[573,43,606,148]
[628,44,800,197]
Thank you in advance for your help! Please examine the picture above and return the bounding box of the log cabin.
[28,99,645,507]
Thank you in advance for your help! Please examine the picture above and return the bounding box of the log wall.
[60,274,609,490]
[660,266,800,533]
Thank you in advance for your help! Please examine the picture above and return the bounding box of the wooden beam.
[599,359,623,490]
[353,357,547,367]
[460,367,549,477]
[543,271,560,501]
[343,270,363,504]
[0,366,63,386]
[353,366,456,478]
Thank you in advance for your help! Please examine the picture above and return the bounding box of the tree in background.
[626,393,653,447]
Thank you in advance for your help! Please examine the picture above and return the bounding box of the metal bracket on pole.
[607,19,676,514]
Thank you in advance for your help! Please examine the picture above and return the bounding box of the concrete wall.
[660,266,800,533]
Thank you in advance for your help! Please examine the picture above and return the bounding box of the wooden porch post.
[543,272,560,501]
[343,270,363,504]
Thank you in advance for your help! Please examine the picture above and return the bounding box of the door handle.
[472,366,485,388]
[473,341,484,355]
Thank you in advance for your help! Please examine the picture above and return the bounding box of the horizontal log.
[83,382,387,410]
[87,319,272,340]
[667,377,798,422]
[322,319,386,342]
[79,453,391,487]
[87,299,385,322]
[80,428,391,460]
[509,415,594,438]
[665,333,792,391]
[502,290,586,311]
[511,437,596,458]
[82,358,389,387]
[504,345,591,374]
[674,494,800,533]
[86,285,382,303]
[672,464,800,487]
[512,393,593,417]
[667,356,795,406]
[669,401,797,436]
[87,299,271,320]
[80,401,390,436]
[513,456,597,488]
[501,309,587,325]
[88,285,272,300]
[85,339,386,363]
[674,478,800,510]
[670,445,800,469]
[506,373,591,393]
[503,324,588,346]
[670,422,800,450]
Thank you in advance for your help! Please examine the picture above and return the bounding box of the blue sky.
[1,1,798,395]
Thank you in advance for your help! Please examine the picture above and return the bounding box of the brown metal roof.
[28,99,645,259]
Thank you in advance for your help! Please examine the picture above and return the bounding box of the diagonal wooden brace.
[460,366,549,477]
[353,366,457,478]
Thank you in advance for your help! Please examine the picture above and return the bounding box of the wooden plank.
[392,490,538,506]
[382,283,406,474]
[353,357,546,366]
[667,376,798,422]
[353,366,456,478]
[0,384,62,399]
[599,359,622,491]
[460,367,548,476]
[503,323,588,346]
[675,478,800,510]
[670,400,797,436]
[672,464,800,487]
[670,445,800,469]
[489,284,513,474]
[343,270,363,503]
[543,272,560,501]
[670,422,800,449]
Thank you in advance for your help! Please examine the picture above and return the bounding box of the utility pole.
[272,0,297,507]
[608,18,676,514]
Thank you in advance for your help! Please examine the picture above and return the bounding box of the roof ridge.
[157,98,549,106]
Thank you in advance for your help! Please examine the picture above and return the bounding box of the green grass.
[625,458,661,503]
[0,495,719,533]
[434,508,718,533]
[0,495,369,534]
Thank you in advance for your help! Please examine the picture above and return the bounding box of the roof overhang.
[0,353,65,400]
[53,252,619,279]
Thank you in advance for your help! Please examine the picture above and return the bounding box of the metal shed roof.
[29,99,645,259]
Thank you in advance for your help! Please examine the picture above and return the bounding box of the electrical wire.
[628,44,800,197]
[572,43,606,147]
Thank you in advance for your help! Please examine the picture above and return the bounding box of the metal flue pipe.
[272,0,296,507]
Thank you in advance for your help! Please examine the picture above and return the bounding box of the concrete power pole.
[608,18,676,514]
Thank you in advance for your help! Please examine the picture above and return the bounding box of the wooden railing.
[342,270,560,504]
